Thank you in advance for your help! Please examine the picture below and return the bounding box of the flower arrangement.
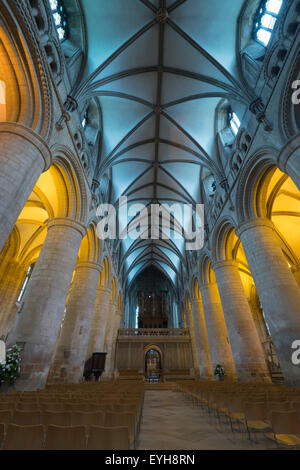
[214,364,225,379]
[0,344,21,385]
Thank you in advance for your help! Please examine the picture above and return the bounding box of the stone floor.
[137,390,276,450]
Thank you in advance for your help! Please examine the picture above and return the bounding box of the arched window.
[81,110,88,129]
[229,111,241,136]
[17,264,35,303]
[254,0,283,46]
[49,0,68,41]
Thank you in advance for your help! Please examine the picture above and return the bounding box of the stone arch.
[190,276,200,300]
[247,164,300,269]
[99,257,110,289]
[199,252,215,286]
[52,146,89,223]
[235,151,279,224]
[78,222,102,265]
[211,217,239,263]
[110,277,118,305]
[0,1,53,138]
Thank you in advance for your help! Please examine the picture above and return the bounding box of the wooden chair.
[3,424,45,450]
[0,410,13,425]
[243,402,271,441]
[0,402,15,411]
[71,411,105,426]
[13,411,41,426]
[41,411,71,426]
[87,426,129,450]
[104,412,136,448]
[16,402,40,412]
[44,425,87,450]
[265,410,300,448]
[292,401,300,419]
[0,422,4,447]
[40,403,65,412]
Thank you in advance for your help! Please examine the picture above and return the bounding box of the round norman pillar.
[103,301,118,379]
[191,298,214,379]
[7,217,86,390]
[199,282,237,381]
[213,260,271,383]
[87,286,112,359]
[237,218,300,387]
[48,261,102,384]
[186,303,201,379]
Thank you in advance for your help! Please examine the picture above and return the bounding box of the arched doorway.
[145,347,162,383]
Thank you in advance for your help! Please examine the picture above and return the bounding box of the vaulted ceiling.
[72,0,252,292]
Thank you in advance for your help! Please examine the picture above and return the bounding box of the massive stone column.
[86,286,112,359]
[0,123,51,253]
[191,298,213,379]
[48,261,101,383]
[237,218,300,387]
[186,304,201,378]
[8,217,86,390]
[0,260,27,340]
[213,260,270,383]
[103,301,118,379]
[107,305,122,376]
[199,282,237,381]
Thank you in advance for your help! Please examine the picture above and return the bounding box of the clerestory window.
[254,0,283,46]
[49,0,68,41]
[229,111,241,136]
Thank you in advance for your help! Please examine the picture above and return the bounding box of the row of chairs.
[0,382,145,449]
[0,423,129,450]
[176,380,300,449]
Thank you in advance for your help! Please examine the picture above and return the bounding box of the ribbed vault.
[71,0,253,292]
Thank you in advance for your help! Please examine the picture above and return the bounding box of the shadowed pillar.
[186,303,201,378]
[191,298,214,379]
[107,304,122,377]
[213,260,270,383]
[7,217,86,390]
[0,260,26,340]
[237,218,300,387]
[87,286,112,359]
[103,301,118,379]
[0,123,51,253]
[199,282,237,381]
[48,261,102,383]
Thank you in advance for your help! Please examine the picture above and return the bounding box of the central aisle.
[137,390,272,450]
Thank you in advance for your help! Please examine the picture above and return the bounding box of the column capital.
[75,261,102,273]
[0,122,52,171]
[236,218,274,239]
[212,259,239,271]
[47,217,87,237]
